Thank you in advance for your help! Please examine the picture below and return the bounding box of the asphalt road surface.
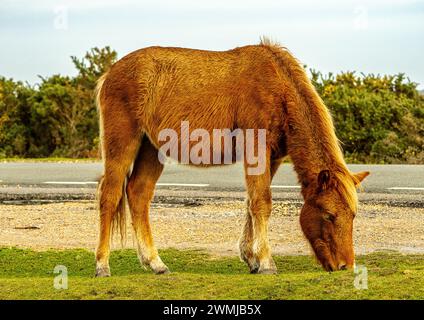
[1,162,423,194]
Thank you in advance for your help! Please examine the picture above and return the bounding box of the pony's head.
[300,169,369,272]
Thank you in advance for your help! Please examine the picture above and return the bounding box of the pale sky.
[1,0,423,88]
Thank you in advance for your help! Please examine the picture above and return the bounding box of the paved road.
[1,162,423,194]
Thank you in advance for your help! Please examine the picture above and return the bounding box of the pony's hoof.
[257,268,278,275]
[154,266,170,275]
[95,267,111,278]
[244,258,260,274]
[249,265,259,274]
[150,256,170,275]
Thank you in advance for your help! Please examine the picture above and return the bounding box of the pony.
[94,38,369,276]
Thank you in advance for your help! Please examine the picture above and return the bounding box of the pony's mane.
[259,37,359,211]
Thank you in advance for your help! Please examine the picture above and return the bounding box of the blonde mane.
[259,37,359,211]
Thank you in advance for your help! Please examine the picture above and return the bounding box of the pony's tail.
[95,72,108,160]
[95,71,128,247]
[112,178,128,246]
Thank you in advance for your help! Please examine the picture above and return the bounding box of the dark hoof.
[246,260,260,274]
[154,266,170,275]
[95,267,111,278]
[250,266,259,274]
[257,268,278,275]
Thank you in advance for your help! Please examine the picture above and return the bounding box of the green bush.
[311,71,424,163]
[0,46,116,158]
[0,78,33,158]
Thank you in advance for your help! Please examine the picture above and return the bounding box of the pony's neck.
[258,39,349,192]
[285,94,348,191]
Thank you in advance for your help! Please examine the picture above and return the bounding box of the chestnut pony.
[94,38,369,276]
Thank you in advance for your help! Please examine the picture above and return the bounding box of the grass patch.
[0,247,423,299]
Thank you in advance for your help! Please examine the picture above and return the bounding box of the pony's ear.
[352,171,370,186]
[317,170,331,192]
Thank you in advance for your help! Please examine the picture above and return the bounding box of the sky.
[1,0,423,89]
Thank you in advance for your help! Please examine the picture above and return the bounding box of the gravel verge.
[1,200,423,256]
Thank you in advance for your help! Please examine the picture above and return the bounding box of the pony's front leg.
[243,154,277,274]
[240,157,282,273]
[239,199,260,273]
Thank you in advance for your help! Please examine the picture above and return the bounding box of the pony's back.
[100,44,286,145]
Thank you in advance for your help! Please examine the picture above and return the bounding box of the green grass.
[0,247,423,300]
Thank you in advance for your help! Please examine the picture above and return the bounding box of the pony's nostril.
[338,263,347,270]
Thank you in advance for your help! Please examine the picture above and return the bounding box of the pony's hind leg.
[95,105,142,277]
[126,136,169,274]
[96,143,141,277]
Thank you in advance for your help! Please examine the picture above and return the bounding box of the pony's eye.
[323,212,336,223]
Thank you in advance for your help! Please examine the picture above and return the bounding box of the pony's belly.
[155,135,242,166]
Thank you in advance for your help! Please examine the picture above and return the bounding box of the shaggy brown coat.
[94,38,369,276]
